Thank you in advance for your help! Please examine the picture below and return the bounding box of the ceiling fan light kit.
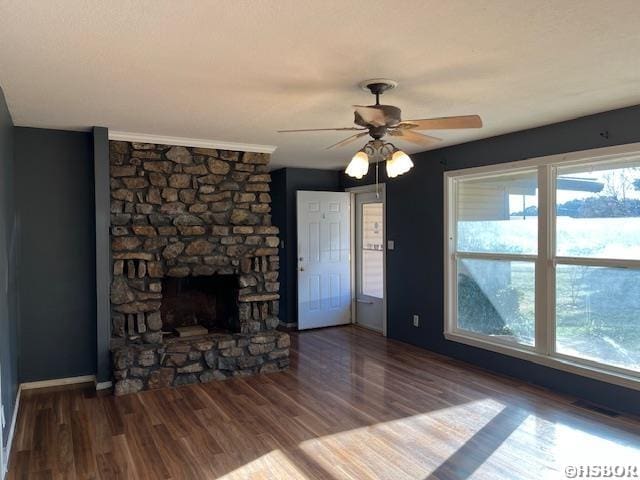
[386,149,414,178]
[345,139,415,180]
[277,79,483,180]
[345,150,369,179]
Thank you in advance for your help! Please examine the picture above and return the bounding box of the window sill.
[444,331,640,392]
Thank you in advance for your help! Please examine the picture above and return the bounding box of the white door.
[355,191,385,332]
[297,191,352,330]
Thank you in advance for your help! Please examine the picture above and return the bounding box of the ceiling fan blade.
[278,127,365,133]
[399,115,483,130]
[389,129,441,147]
[353,105,387,127]
[326,132,369,150]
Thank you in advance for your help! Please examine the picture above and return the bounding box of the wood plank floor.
[7,326,640,479]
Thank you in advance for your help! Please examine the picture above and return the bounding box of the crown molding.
[108,130,277,154]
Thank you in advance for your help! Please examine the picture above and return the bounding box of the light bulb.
[345,151,369,179]
[386,149,413,178]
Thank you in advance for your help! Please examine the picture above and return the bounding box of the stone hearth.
[108,141,288,394]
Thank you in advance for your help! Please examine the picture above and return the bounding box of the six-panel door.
[297,191,352,330]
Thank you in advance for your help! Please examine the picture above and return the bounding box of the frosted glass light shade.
[386,150,413,178]
[345,151,369,179]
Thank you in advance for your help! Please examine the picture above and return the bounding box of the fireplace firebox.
[161,275,239,334]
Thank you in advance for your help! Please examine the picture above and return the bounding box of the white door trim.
[346,184,387,337]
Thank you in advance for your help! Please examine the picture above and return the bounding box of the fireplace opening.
[161,275,240,336]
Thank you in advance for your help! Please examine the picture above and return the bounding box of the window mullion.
[548,166,557,356]
[547,165,558,355]
[556,256,640,269]
[535,165,555,355]
[455,252,538,262]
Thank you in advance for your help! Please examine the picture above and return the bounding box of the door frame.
[346,183,387,336]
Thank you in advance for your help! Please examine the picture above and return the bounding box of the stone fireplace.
[108,141,289,395]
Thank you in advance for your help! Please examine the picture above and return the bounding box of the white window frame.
[444,142,640,392]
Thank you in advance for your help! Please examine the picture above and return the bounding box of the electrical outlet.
[412,314,419,327]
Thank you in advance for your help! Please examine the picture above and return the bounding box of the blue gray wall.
[14,127,97,382]
[342,105,640,416]
[271,168,342,325]
[0,87,18,446]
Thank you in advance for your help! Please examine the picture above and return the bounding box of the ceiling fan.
[278,79,483,179]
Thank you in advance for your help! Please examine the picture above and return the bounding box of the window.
[445,145,640,388]
[555,163,640,372]
[361,202,384,298]
[457,258,535,346]
[455,172,538,347]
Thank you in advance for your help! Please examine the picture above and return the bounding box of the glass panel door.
[355,191,385,333]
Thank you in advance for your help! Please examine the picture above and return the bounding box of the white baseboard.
[95,380,112,391]
[2,385,21,480]
[19,375,96,391]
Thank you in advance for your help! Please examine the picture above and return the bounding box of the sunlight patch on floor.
[218,399,508,479]
[299,398,508,478]
[217,449,306,480]
[462,411,640,480]
[214,396,640,480]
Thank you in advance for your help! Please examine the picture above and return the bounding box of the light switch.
[387,240,395,250]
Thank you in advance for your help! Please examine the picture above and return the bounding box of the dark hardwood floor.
[7,325,640,479]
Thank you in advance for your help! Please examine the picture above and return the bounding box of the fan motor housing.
[367,126,388,140]
[354,105,402,128]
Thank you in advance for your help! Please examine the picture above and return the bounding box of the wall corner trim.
[93,126,111,384]
[108,130,277,154]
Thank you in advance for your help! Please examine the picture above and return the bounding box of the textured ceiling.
[1,0,640,169]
